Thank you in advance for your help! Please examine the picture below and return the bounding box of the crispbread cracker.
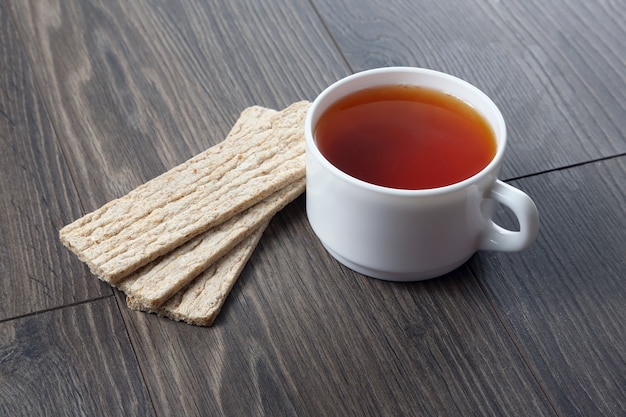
[126,224,267,326]
[117,178,305,308]
[60,101,309,283]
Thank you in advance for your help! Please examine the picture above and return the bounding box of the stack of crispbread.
[60,101,310,326]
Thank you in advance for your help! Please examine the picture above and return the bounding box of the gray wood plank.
[10,0,558,413]
[10,0,621,415]
[470,156,626,416]
[121,196,556,416]
[0,297,155,417]
[310,0,626,179]
[10,0,348,211]
[0,0,110,321]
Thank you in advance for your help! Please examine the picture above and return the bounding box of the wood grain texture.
[10,0,347,211]
[122,196,556,417]
[311,0,626,180]
[0,297,155,416]
[470,156,626,416]
[0,0,110,321]
[3,0,624,415]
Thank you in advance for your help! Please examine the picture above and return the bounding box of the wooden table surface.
[1,0,625,415]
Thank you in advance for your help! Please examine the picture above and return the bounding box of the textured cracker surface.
[59,101,309,283]
[117,178,305,308]
[126,224,267,326]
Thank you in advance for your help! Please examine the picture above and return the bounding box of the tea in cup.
[305,67,539,281]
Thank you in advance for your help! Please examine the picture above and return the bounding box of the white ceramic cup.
[305,67,539,281]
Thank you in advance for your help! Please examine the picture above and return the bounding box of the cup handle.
[478,180,540,252]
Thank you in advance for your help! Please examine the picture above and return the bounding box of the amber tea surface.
[314,85,496,190]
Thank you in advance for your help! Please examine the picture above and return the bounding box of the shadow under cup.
[305,67,539,281]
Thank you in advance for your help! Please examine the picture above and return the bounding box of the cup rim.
[305,66,507,196]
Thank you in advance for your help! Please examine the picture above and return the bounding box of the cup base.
[322,244,471,282]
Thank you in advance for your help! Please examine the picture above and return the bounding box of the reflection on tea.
[314,85,496,190]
